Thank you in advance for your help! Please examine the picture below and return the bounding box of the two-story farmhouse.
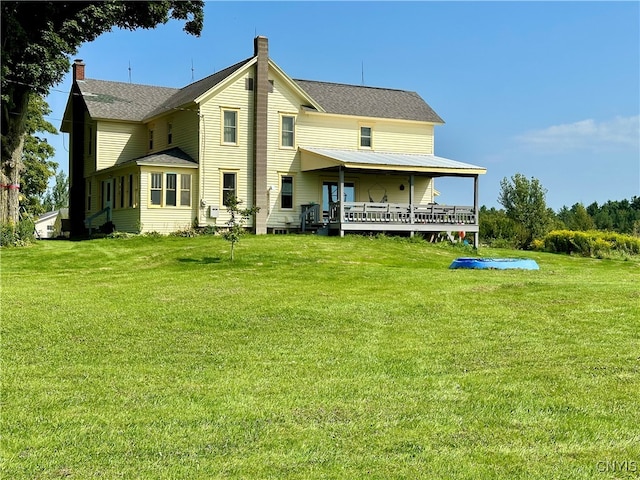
[63,36,486,241]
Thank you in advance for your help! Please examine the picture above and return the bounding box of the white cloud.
[516,115,640,152]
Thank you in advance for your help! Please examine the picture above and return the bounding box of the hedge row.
[537,230,640,257]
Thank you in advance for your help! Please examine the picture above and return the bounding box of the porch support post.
[338,167,345,237]
[473,174,479,249]
[409,174,415,237]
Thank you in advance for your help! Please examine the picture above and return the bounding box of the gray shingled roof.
[294,80,444,124]
[143,57,254,120]
[78,57,443,125]
[117,147,197,167]
[78,57,254,123]
[78,80,178,121]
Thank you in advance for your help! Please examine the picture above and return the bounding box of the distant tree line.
[480,174,640,249]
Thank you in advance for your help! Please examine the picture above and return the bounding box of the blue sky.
[45,1,639,209]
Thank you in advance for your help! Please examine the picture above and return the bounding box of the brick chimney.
[72,59,85,81]
[253,37,269,234]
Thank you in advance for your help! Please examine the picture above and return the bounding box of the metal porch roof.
[299,147,486,176]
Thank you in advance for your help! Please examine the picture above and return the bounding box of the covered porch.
[299,147,486,243]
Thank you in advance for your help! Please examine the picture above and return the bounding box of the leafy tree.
[1,0,204,224]
[21,95,58,215]
[42,169,69,212]
[221,196,260,261]
[586,198,640,234]
[557,203,595,231]
[498,173,551,248]
[479,206,518,246]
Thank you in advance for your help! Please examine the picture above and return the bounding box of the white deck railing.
[329,202,477,225]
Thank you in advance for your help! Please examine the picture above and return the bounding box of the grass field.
[1,235,639,479]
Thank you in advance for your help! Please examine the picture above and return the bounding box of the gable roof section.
[76,57,254,123]
[77,79,178,122]
[294,80,444,124]
[114,147,198,168]
[146,57,255,120]
[96,148,197,176]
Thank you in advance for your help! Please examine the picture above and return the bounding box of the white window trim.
[221,107,240,146]
[359,124,374,150]
[279,113,296,149]
[148,171,191,208]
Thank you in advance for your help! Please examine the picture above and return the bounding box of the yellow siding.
[263,72,437,229]
[265,73,307,228]
[117,63,439,232]
[89,168,142,233]
[144,110,199,159]
[138,167,197,234]
[96,121,147,170]
[198,70,254,227]
[111,208,140,233]
[297,114,434,154]
[374,122,434,154]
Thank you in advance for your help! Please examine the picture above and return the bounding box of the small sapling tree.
[221,196,260,261]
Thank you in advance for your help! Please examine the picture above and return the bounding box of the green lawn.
[1,235,638,479]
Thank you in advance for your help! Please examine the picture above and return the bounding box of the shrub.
[169,227,199,237]
[106,231,137,239]
[539,230,640,258]
[1,218,35,247]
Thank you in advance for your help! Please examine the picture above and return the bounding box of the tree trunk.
[1,86,30,224]
[0,135,25,224]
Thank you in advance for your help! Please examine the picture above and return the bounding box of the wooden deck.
[301,202,478,237]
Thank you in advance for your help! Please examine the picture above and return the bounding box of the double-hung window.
[148,129,154,150]
[281,115,295,148]
[281,175,293,209]
[180,174,191,206]
[165,173,177,206]
[222,109,238,145]
[222,172,236,207]
[360,126,372,148]
[149,172,190,207]
[150,173,162,205]
[167,122,173,145]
